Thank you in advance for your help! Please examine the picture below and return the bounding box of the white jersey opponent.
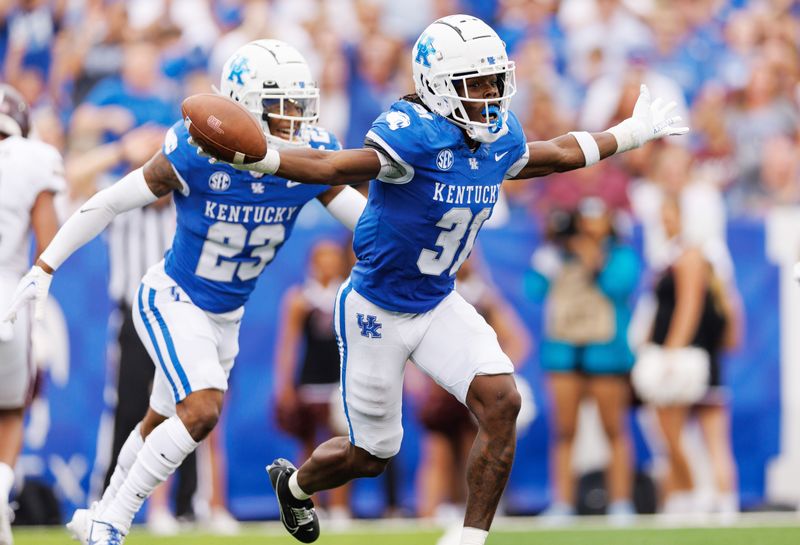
[0,136,65,280]
[0,135,65,407]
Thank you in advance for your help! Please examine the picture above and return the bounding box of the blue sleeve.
[162,120,202,196]
[366,101,428,179]
[597,244,641,301]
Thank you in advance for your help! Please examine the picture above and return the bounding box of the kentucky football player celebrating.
[201,15,689,545]
[2,40,365,545]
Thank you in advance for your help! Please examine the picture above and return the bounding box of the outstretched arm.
[206,145,382,186]
[512,133,619,179]
[36,151,181,272]
[511,85,688,180]
[276,148,381,186]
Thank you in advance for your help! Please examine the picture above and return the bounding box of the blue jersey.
[351,100,528,313]
[162,121,339,313]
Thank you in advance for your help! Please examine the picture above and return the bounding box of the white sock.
[97,424,145,512]
[0,463,13,502]
[100,416,197,532]
[461,527,488,545]
[288,471,311,500]
[716,492,739,513]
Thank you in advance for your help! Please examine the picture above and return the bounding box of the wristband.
[568,131,600,166]
[253,148,280,174]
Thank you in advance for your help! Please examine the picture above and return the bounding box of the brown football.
[181,93,266,164]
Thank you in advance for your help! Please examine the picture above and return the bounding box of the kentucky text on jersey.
[432,182,500,205]
[350,99,527,314]
[203,201,299,224]
[162,120,339,313]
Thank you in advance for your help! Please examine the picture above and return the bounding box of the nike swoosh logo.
[160,452,176,464]
[286,181,301,188]
[79,207,100,214]
[494,151,509,161]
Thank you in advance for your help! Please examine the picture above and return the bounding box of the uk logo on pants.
[357,314,382,339]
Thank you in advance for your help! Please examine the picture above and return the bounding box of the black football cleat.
[267,458,320,543]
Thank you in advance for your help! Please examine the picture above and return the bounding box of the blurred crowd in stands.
[2,0,799,218]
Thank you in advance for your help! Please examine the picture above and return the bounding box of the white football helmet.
[220,39,319,149]
[411,15,516,143]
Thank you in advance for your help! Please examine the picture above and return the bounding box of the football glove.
[608,84,690,153]
[2,266,52,324]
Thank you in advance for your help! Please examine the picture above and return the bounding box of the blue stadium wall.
[21,203,780,520]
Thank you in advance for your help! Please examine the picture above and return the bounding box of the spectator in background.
[646,3,705,104]
[560,0,653,87]
[690,83,734,169]
[756,135,800,212]
[642,196,740,516]
[724,56,798,214]
[70,40,176,166]
[629,144,734,283]
[712,8,758,92]
[53,0,130,109]
[580,47,688,137]
[343,0,403,148]
[273,240,352,523]
[209,0,273,80]
[525,198,640,523]
[2,0,59,93]
[414,251,531,522]
[512,36,579,131]
[495,0,565,67]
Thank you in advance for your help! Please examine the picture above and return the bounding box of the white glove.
[186,135,218,163]
[2,266,52,324]
[608,84,690,153]
[186,135,279,175]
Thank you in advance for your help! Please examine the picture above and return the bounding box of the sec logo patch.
[209,171,231,192]
[436,149,453,171]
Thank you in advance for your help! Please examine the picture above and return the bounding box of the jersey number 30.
[417,207,491,276]
[196,221,285,282]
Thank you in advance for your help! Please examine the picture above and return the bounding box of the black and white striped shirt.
[107,203,175,307]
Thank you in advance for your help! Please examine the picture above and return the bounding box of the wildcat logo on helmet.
[226,55,251,85]
[208,171,231,192]
[436,149,453,171]
[414,34,437,68]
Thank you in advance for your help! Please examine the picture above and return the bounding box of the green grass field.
[11,516,800,545]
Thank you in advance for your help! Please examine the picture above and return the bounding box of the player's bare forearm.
[512,132,617,179]
[276,148,381,186]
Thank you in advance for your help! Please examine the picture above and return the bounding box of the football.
[181,93,266,164]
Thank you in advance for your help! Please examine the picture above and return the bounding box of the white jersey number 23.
[195,221,285,282]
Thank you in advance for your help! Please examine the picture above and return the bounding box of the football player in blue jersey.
[2,40,366,545]
[199,15,689,545]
